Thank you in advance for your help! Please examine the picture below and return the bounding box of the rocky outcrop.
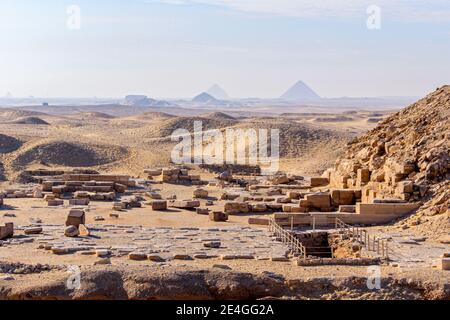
[0,266,448,300]
[323,86,449,233]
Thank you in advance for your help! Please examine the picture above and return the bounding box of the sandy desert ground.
[0,100,448,300]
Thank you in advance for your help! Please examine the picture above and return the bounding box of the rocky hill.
[325,85,449,237]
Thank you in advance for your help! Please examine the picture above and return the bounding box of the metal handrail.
[268,218,306,259]
[335,218,389,260]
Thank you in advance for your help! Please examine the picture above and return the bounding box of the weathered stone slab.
[0,223,14,240]
[193,188,208,199]
[224,202,250,214]
[310,177,329,187]
[356,203,420,215]
[151,200,167,211]
[66,209,85,227]
[209,211,228,222]
[170,200,200,209]
[24,227,43,235]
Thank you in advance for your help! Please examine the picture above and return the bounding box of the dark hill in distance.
[192,92,218,104]
[280,80,321,101]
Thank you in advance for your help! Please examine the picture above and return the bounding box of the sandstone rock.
[203,241,221,248]
[0,223,14,240]
[266,188,282,196]
[287,191,301,199]
[196,208,209,215]
[209,211,228,222]
[306,193,332,209]
[147,192,162,200]
[79,224,90,236]
[128,252,147,260]
[151,200,167,211]
[271,175,290,185]
[310,177,329,187]
[276,197,291,204]
[52,247,70,255]
[64,225,79,237]
[24,227,42,235]
[173,254,192,260]
[193,188,208,199]
[441,258,450,271]
[170,200,200,209]
[148,254,165,262]
[66,209,85,228]
[47,200,64,206]
[224,202,250,214]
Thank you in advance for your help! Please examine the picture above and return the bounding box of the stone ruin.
[0,223,14,240]
[199,163,261,176]
[144,167,207,185]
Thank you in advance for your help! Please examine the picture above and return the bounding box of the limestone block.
[24,227,42,235]
[79,224,90,236]
[129,252,147,260]
[441,258,450,270]
[148,254,165,262]
[170,200,200,209]
[306,193,331,209]
[69,198,90,206]
[310,177,329,187]
[356,203,420,215]
[357,168,370,184]
[44,194,56,201]
[224,202,250,214]
[271,175,290,184]
[209,211,228,222]
[291,206,305,213]
[0,223,14,240]
[196,207,209,215]
[64,225,79,237]
[331,189,355,206]
[251,203,267,213]
[66,209,85,227]
[397,181,414,194]
[193,188,208,199]
[276,197,291,204]
[151,200,167,211]
[114,183,127,193]
[47,200,64,206]
[339,205,356,213]
[266,188,282,196]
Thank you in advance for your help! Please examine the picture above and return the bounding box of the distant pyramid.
[280,80,321,101]
[192,92,218,104]
[206,84,229,100]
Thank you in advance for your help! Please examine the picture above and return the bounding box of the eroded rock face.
[324,86,450,234]
[0,266,448,300]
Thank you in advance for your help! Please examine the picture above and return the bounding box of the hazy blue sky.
[0,0,449,98]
